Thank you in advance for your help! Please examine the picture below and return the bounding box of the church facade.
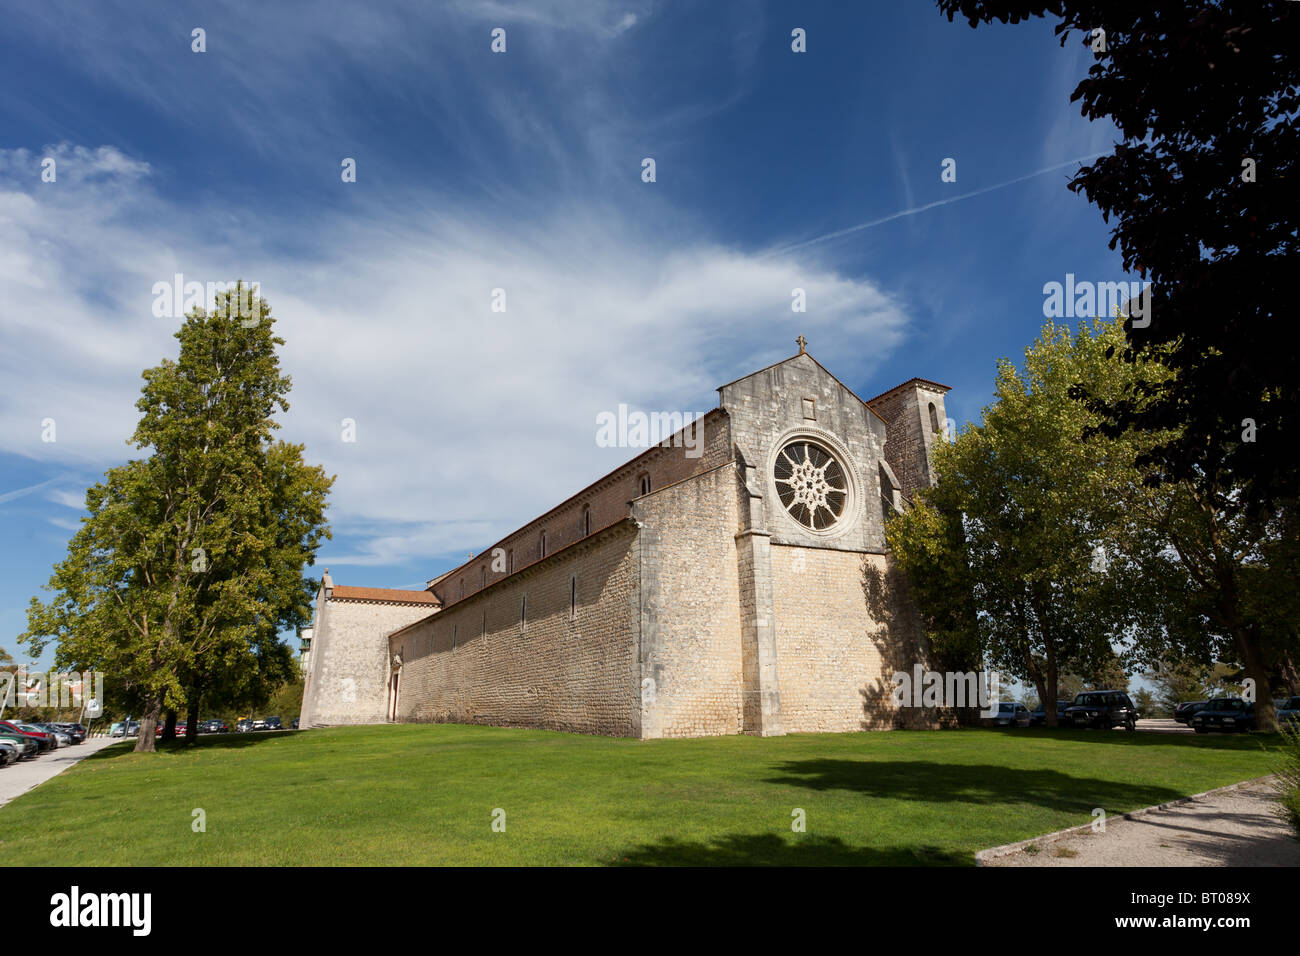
[299,347,951,738]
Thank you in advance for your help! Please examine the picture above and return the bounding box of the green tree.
[19,286,333,752]
[936,0,1300,517]
[1132,688,1157,718]
[1144,658,1232,713]
[1114,469,1297,729]
[889,317,1168,725]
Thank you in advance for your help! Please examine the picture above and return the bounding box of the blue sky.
[0,1,1133,671]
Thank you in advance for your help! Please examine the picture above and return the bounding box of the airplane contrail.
[765,152,1109,257]
[0,477,59,505]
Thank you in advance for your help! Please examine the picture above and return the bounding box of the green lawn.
[0,724,1284,866]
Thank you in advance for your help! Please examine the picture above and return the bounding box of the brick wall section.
[865,379,951,502]
[300,595,437,726]
[430,409,732,610]
[388,521,641,736]
[769,546,901,733]
[632,462,745,738]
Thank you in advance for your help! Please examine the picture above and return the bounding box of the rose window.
[773,440,848,531]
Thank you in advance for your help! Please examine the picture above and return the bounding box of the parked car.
[1029,700,1071,727]
[50,722,86,743]
[0,732,39,759]
[263,716,283,731]
[291,718,299,730]
[1063,690,1138,731]
[1173,700,1208,725]
[236,718,254,733]
[0,740,20,767]
[32,724,73,746]
[1191,697,1255,733]
[1277,696,1300,728]
[202,719,229,734]
[0,720,57,752]
[252,718,267,731]
[17,722,64,748]
[984,702,1031,728]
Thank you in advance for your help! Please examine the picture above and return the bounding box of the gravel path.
[0,736,123,809]
[982,776,1300,867]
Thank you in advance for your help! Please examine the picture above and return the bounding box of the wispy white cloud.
[0,144,151,183]
[47,489,87,509]
[0,144,910,570]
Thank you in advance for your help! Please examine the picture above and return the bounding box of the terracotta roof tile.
[330,586,441,606]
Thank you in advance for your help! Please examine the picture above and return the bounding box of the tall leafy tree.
[1115,471,1297,729]
[20,286,333,751]
[892,311,1297,729]
[888,318,1168,724]
[936,0,1300,516]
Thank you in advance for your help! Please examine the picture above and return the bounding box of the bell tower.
[865,378,952,502]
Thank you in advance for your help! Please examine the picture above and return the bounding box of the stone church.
[299,344,951,738]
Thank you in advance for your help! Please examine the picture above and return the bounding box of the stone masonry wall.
[301,598,437,726]
[632,462,745,738]
[865,381,950,502]
[431,409,731,610]
[719,352,892,553]
[389,522,640,736]
[769,545,899,733]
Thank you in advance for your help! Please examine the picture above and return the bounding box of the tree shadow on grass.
[610,832,968,867]
[1014,727,1283,752]
[87,731,298,760]
[766,759,1188,815]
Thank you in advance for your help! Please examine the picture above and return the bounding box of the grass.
[0,724,1285,866]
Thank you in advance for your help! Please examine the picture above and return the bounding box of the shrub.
[1275,724,1300,841]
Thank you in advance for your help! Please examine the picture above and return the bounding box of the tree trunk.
[160,709,177,742]
[135,702,162,752]
[1031,676,1047,722]
[1234,627,1277,732]
[185,692,199,746]
[1045,670,1060,728]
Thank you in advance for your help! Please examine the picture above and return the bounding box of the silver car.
[985,701,1032,728]
[33,723,73,746]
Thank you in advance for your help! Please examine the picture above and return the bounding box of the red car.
[0,720,57,753]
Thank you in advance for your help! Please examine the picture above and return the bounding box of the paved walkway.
[982,776,1300,867]
[0,736,124,809]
